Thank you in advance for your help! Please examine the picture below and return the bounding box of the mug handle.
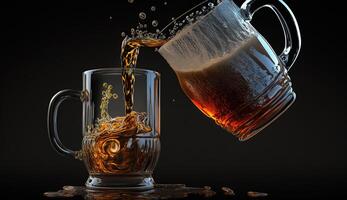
[47,89,84,159]
[240,0,301,70]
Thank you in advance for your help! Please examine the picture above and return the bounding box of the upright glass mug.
[159,0,301,141]
[47,68,160,190]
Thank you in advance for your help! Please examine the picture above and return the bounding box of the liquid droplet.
[151,6,156,12]
[164,2,168,5]
[109,16,113,20]
[121,32,126,37]
[247,191,268,197]
[139,12,146,20]
[208,2,214,8]
[128,0,134,3]
[152,20,159,27]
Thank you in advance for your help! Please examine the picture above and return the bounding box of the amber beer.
[171,36,295,141]
[121,38,167,114]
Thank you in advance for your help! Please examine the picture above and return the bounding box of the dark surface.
[2,0,346,199]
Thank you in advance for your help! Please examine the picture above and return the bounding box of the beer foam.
[159,0,257,72]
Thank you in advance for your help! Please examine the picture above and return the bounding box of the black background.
[2,0,346,199]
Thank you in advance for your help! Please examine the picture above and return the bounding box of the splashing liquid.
[121,37,167,114]
[82,83,156,175]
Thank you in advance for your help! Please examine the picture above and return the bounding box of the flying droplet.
[152,20,159,27]
[128,0,134,3]
[121,32,126,37]
[164,2,168,5]
[109,16,113,20]
[139,12,147,20]
[151,6,156,12]
[172,99,176,102]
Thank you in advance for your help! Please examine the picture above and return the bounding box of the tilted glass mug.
[159,0,301,141]
[47,68,160,190]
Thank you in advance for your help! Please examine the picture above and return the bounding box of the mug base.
[85,174,155,191]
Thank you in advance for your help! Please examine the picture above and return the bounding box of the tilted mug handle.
[47,89,87,159]
[240,0,301,70]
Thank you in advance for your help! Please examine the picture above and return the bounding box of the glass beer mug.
[159,0,301,141]
[47,69,160,190]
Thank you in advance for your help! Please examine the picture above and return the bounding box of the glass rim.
[83,68,160,77]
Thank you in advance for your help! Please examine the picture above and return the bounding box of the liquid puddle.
[44,184,216,199]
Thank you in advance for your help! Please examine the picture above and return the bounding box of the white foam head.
[159,0,257,72]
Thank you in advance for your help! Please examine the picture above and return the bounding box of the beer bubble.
[159,34,166,39]
[152,20,159,27]
[151,6,156,11]
[128,0,134,3]
[223,22,228,28]
[139,12,146,20]
[208,2,214,8]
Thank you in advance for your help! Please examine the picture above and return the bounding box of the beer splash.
[44,184,216,199]
[119,0,223,115]
[121,37,166,114]
[82,83,153,174]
